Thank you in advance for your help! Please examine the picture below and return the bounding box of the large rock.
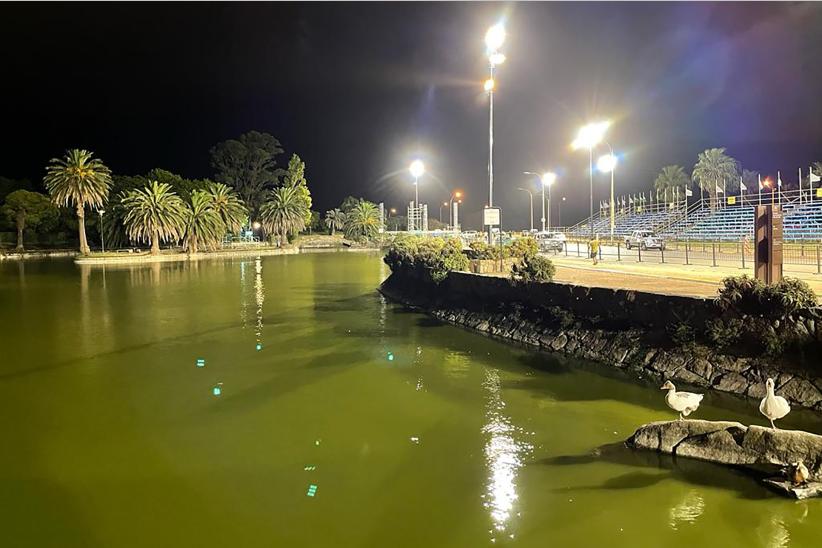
[627,420,822,496]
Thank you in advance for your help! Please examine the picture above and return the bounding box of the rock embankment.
[627,420,822,499]
[379,272,822,411]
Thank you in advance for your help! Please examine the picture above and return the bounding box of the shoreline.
[72,245,381,265]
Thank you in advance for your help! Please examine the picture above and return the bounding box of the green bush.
[468,237,537,261]
[383,235,468,283]
[508,237,538,259]
[668,322,695,345]
[705,317,743,347]
[716,275,817,319]
[511,254,555,283]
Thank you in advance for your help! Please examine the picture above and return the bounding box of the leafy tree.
[344,201,381,241]
[210,131,284,222]
[306,210,322,234]
[339,195,364,214]
[741,169,760,193]
[184,190,224,254]
[122,181,188,255]
[146,168,211,201]
[1,190,57,250]
[281,154,312,224]
[324,208,346,235]
[44,149,112,255]
[653,165,690,194]
[206,182,247,233]
[692,148,738,207]
[260,185,308,246]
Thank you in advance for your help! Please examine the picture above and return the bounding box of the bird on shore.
[790,460,809,486]
[759,377,791,429]
[661,381,703,420]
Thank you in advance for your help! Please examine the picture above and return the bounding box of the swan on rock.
[759,378,791,429]
[661,381,704,421]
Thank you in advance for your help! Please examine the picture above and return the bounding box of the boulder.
[627,420,822,497]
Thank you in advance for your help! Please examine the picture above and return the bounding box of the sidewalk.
[547,254,822,298]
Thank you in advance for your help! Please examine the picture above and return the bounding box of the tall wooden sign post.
[754,204,783,284]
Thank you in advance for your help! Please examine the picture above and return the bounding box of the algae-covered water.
[2,253,821,547]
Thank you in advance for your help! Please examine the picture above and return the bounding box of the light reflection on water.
[254,258,264,347]
[482,369,532,542]
[668,490,705,530]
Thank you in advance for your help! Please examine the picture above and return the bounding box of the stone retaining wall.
[379,271,822,411]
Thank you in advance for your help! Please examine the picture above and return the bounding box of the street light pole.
[588,146,593,239]
[572,121,611,240]
[517,188,533,231]
[99,209,105,253]
[484,23,505,244]
[448,191,462,230]
[559,197,566,227]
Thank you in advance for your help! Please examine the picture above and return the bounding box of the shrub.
[546,306,575,329]
[511,254,555,283]
[668,322,695,345]
[383,235,468,283]
[468,240,498,260]
[508,237,538,259]
[705,317,743,347]
[716,275,817,320]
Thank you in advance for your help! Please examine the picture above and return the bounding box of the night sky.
[2,2,821,228]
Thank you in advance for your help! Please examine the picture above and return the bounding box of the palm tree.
[184,191,225,254]
[44,149,112,254]
[259,185,308,246]
[324,208,346,236]
[207,182,247,234]
[692,148,738,208]
[653,165,690,197]
[344,201,381,240]
[122,180,188,255]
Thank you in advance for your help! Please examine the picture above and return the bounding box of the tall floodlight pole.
[543,172,557,232]
[597,151,618,239]
[99,209,105,253]
[572,121,611,239]
[516,188,533,231]
[409,159,424,207]
[484,23,506,244]
[448,191,462,229]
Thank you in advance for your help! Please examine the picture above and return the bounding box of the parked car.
[624,230,665,250]
[535,231,565,252]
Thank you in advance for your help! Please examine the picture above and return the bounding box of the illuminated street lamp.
[597,152,618,238]
[572,121,611,238]
[409,159,425,207]
[484,22,505,243]
[449,190,463,229]
[558,196,566,227]
[98,209,106,253]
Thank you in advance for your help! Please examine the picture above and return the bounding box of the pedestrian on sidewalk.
[590,235,600,265]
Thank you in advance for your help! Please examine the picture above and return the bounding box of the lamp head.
[571,121,611,150]
[409,159,425,178]
[597,154,618,173]
[541,172,557,186]
[485,23,506,53]
[484,78,495,92]
[489,52,506,66]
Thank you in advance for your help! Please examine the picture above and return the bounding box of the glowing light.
[571,121,611,150]
[484,78,495,92]
[213,383,223,396]
[256,343,262,351]
[387,352,394,361]
[252,221,261,230]
[196,358,205,368]
[409,159,425,178]
[390,208,397,214]
[597,154,618,173]
[541,172,557,186]
[485,23,506,52]
[454,191,462,198]
[489,52,506,66]
[306,484,318,497]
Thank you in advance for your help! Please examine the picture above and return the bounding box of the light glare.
[489,52,506,66]
[597,154,618,173]
[571,121,611,150]
[541,172,557,186]
[484,78,495,92]
[409,159,425,178]
[485,24,506,52]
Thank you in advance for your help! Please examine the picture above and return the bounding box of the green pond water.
[2,252,822,548]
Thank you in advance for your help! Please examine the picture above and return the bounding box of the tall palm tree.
[207,182,247,234]
[653,165,690,196]
[324,208,346,235]
[44,149,112,254]
[122,180,188,255]
[259,185,308,246]
[184,190,225,254]
[692,148,738,208]
[344,201,381,240]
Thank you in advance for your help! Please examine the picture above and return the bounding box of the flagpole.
[799,167,803,204]
[758,173,762,206]
[723,178,726,208]
[777,170,782,204]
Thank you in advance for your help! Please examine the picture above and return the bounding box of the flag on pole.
[810,167,820,183]
[740,177,747,192]
[777,171,782,187]
[715,183,724,194]
[685,187,693,197]
[628,195,634,204]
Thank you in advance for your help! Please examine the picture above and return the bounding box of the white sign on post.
[483,207,501,226]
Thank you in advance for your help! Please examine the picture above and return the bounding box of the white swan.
[759,378,791,429]
[661,381,703,420]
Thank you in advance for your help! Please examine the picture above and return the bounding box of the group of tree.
[322,195,382,241]
[0,130,320,254]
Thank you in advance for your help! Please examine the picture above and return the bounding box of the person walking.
[590,235,600,265]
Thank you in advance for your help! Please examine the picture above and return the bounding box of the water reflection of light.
[239,261,248,328]
[254,258,264,347]
[482,369,531,540]
[668,490,705,530]
[443,351,471,379]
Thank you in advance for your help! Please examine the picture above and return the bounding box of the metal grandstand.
[565,187,822,241]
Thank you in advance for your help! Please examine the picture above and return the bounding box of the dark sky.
[2,2,821,229]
